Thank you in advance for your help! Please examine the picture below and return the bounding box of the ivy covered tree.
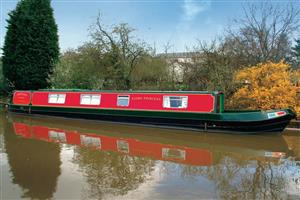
[0,58,4,94]
[292,39,300,57]
[2,0,59,90]
[292,39,300,69]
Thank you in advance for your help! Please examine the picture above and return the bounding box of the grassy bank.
[0,95,8,110]
[0,95,9,113]
[0,95,8,103]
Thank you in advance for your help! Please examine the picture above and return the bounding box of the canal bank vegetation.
[231,61,300,115]
[0,58,7,102]
[1,1,300,115]
[1,0,59,92]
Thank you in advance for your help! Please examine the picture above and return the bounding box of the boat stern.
[217,108,296,133]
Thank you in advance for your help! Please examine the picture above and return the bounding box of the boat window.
[80,94,101,105]
[163,96,188,108]
[48,94,66,104]
[91,95,101,105]
[117,95,129,107]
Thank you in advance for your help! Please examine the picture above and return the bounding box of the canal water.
[1,111,300,200]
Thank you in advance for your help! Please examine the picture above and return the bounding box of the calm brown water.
[1,111,300,200]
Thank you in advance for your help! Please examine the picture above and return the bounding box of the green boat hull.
[8,104,296,134]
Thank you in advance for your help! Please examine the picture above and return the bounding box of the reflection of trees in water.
[283,135,300,161]
[3,120,61,200]
[0,113,5,151]
[177,155,299,199]
[72,147,156,199]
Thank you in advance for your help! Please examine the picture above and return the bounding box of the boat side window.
[117,95,130,107]
[163,96,188,108]
[48,94,66,104]
[80,94,101,105]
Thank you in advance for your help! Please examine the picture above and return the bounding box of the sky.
[0,0,299,54]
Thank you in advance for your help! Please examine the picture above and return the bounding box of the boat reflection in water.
[11,114,289,166]
[4,113,300,199]
[13,121,213,167]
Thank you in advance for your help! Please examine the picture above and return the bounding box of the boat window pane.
[80,94,101,105]
[181,97,188,108]
[163,96,188,108]
[48,94,58,103]
[80,95,91,105]
[117,96,129,107]
[170,97,182,108]
[163,96,170,108]
[57,94,66,104]
[90,95,101,105]
[48,94,66,104]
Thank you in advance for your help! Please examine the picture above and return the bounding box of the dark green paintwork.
[219,94,224,113]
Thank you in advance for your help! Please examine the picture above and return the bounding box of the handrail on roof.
[37,89,222,94]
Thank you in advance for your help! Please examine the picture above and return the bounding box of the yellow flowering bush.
[231,61,300,116]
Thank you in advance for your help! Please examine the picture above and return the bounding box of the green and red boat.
[8,90,296,134]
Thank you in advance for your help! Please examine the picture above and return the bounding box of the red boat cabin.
[12,90,224,113]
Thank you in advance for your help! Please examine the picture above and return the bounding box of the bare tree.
[225,2,300,66]
[90,14,147,89]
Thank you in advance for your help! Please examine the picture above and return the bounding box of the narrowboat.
[8,90,296,134]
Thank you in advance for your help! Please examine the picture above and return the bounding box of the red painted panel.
[31,91,215,113]
[13,91,31,105]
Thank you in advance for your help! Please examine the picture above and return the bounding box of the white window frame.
[163,96,188,109]
[117,95,130,107]
[80,94,101,105]
[48,94,66,104]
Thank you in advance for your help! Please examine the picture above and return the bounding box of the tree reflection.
[0,113,5,151]
[3,119,61,200]
[178,154,298,199]
[72,146,155,199]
